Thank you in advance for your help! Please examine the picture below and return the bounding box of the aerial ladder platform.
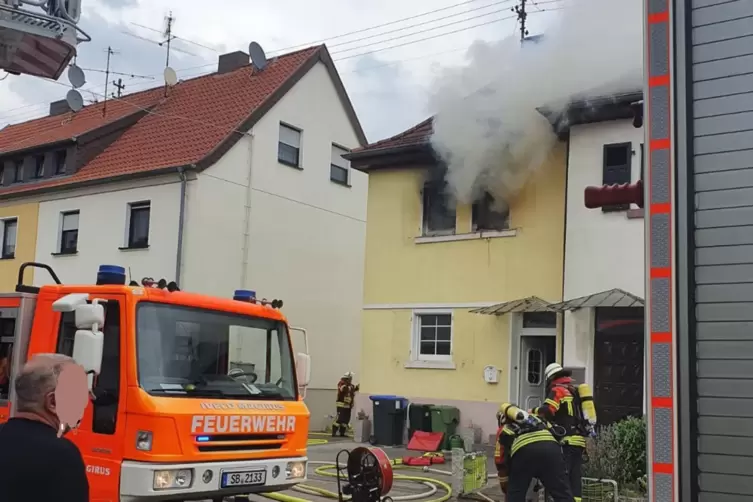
[0,0,89,79]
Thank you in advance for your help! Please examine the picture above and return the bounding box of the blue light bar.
[196,436,210,442]
[97,265,126,286]
[233,289,257,302]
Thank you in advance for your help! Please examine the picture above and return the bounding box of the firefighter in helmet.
[495,402,574,502]
[533,363,588,502]
[332,371,359,437]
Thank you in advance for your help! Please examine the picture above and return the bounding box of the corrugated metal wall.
[691,1,753,500]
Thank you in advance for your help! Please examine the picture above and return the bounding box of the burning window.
[422,181,456,236]
[472,192,509,231]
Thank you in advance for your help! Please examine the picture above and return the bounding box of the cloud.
[343,53,429,143]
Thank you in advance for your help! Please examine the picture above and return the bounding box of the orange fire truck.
[0,262,311,501]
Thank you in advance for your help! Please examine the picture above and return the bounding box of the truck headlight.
[136,430,153,451]
[286,461,306,479]
[153,469,193,490]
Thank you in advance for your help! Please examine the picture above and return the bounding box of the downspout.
[559,135,570,365]
[174,165,189,287]
[240,131,255,290]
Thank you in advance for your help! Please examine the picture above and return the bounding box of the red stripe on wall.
[649,75,670,86]
[651,332,672,343]
[654,463,674,474]
[652,397,673,408]
[649,268,671,279]
[648,11,669,23]
[650,138,671,150]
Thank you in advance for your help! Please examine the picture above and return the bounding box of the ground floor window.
[412,312,453,361]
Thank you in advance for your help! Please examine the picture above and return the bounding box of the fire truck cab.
[0,262,311,501]
[0,0,90,79]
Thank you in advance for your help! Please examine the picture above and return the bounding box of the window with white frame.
[1,218,17,259]
[59,210,79,254]
[413,313,452,360]
[126,202,150,249]
[278,123,302,168]
[330,144,350,185]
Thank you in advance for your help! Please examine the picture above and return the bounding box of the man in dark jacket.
[0,354,89,502]
[332,371,359,437]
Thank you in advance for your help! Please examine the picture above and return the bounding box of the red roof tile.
[0,88,163,154]
[350,117,433,155]
[0,45,365,197]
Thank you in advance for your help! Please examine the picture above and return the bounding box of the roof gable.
[0,44,366,199]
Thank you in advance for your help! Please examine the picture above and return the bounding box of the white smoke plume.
[428,0,643,206]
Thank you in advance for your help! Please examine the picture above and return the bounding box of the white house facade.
[180,60,368,428]
[15,46,367,430]
[560,109,646,426]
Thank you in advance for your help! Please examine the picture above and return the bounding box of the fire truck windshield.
[136,302,297,401]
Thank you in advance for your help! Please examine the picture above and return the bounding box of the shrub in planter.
[583,416,647,489]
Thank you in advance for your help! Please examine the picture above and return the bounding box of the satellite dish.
[249,41,268,71]
[66,89,84,112]
[164,66,178,86]
[67,64,86,89]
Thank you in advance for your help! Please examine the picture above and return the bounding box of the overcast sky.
[0,0,562,142]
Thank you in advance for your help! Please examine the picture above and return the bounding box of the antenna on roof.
[124,12,202,74]
[249,42,268,72]
[101,46,120,117]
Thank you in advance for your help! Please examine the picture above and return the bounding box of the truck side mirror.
[296,352,311,388]
[72,302,105,389]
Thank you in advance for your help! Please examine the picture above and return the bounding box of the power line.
[335,13,518,61]
[0,5,563,123]
[329,6,518,55]
[268,0,498,54]
[325,0,516,50]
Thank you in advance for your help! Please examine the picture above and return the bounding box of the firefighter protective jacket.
[335,380,358,409]
[533,376,587,447]
[494,419,558,474]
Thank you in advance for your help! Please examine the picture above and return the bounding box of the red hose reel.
[336,447,394,502]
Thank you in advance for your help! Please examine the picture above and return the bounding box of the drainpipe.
[559,136,570,365]
[174,165,189,287]
[239,131,255,289]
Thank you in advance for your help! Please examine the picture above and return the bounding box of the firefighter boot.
[339,424,347,437]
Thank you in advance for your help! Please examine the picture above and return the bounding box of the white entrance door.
[518,332,557,411]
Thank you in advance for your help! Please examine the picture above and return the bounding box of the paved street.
[243,436,503,502]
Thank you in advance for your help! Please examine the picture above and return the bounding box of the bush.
[584,416,647,490]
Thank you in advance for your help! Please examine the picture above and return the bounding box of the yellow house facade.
[0,201,38,290]
[346,118,567,436]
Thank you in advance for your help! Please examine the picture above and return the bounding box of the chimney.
[217,51,249,74]
[49,99,71,116]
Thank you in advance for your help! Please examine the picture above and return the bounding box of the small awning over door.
[470,296,557,316]
[549,288,644,311]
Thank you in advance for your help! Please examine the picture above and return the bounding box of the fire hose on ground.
[260,458,454,502]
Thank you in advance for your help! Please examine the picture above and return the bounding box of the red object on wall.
[584,180,644,209]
